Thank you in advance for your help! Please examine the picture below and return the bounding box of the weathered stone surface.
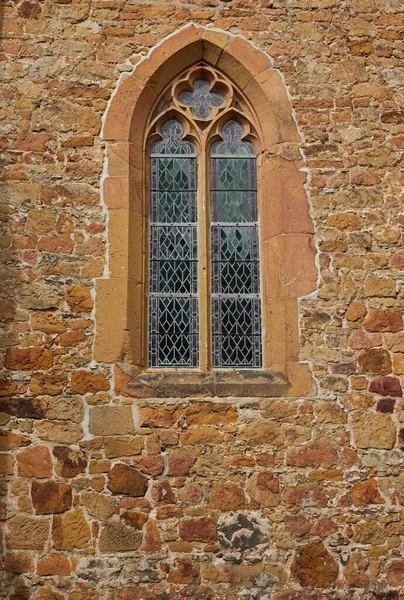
[291,542,339,587]
[352,478,384,506]
[4,552,34,574]
[363,309,403,332]
[71,371,110,394]
[386,560,404,587]
[47,395,84,422]
[17,446,52,478]
[104,436,144,458]
[186,402,238,425]
[369,376,402,397]
[218,513,268,549]
[81,492,116,521]
[53,446,87,478]
[357,348,392,375]
[52,509,91,551]
[107,463,148,496]
[209,482,245,511]
[238,422,284,446]
[167,448,196,476]
[5,347,53,371]
[352,412,396,449]
[284,514,310,537]
[287,443,338,468]
[179,517,217,542]
[66,284,93,313]
[247,471,280,507]
[99,519,142,552]
[89,405,134,436]
[31,481,72,514]
[36,554,71,576]
[7,515,50,550]
[35,420,83,443]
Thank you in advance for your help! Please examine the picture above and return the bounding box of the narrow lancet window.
[211,121,262,368]
[149,120,199,367]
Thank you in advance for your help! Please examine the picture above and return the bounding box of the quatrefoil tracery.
[147,64,261,150]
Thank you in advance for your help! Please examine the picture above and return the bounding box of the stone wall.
[1,0,404,599]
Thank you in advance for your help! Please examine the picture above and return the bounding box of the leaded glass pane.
[211,120,262,368]
[149,120,198,368]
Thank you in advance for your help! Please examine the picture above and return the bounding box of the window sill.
[116,363,313,398]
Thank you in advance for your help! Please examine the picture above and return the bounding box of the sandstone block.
[363,308,402,332]
[142,519,162,551]
[4,552,34,574]
[35,420,83,443]
[121,510,148,529]
[30,372,68,397]
[352,478,384,506]
[53,446,87,478]
[139,405,182,428]
[369,376,402,397]
[166,448,196,476]
[89,405,134,436]
[286,443,338,468]
[5,347,53,371]
[364,274,396,297]
[185,402,238,425]
[179,517,217,542]
[238,421,283,446]
[310,517,338,538]
[52,510,91,551]
[348,330,382,349]
[0,430,29,450]
[284,514,310,537]
[291,542,338,587]
[167,558,200,584]
[71,370,110,394]
[180,426,222,445]
[358,348,392,375]
[7,515,50,550]
[387,560,404,587]
[352,520,384,544]
[247,471,280,507]
[107,463,148,496]
[209,482,245,511]
[104,436,144,458]
[36,554,71,576]
[32,481,72,514]
[99,519,142,552]
[81,492,116,521]
[352,412,396,449]
[66,284,93,313]
[47,395,84,422]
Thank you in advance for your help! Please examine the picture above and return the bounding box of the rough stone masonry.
[1,0,404,599]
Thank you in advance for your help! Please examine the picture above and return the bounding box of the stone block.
[89,406,135,436]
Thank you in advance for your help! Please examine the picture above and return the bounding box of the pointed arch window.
[147,66,262,369]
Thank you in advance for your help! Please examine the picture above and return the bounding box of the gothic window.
[147,66,262,369]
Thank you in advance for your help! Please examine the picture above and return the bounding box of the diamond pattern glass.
[211,120,262,368]
[149,120,198,367]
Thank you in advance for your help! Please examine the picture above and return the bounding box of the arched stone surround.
[95,25,317,398]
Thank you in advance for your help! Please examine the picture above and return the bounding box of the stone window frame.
[95,25,317,398]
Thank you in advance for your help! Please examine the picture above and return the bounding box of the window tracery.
[146,65,262,369]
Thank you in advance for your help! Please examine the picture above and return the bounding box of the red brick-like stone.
[5,347,53,371]
[17,446,52,478]
[291,542,339,587]
[209,482,245,511]
[107,463,148,496]
[363,309,403,333]
[166,448,196,476]
[352,478,384,506]
[36,554,71,576]
[179,517,217,542]
[70,370,110,394]
[369,376,402,397]
[31,481,72,514]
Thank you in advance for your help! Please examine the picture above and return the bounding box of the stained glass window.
[149,120,199,367]
[211,121,262,368]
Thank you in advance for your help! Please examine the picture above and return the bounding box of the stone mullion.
[197,145,211,371]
